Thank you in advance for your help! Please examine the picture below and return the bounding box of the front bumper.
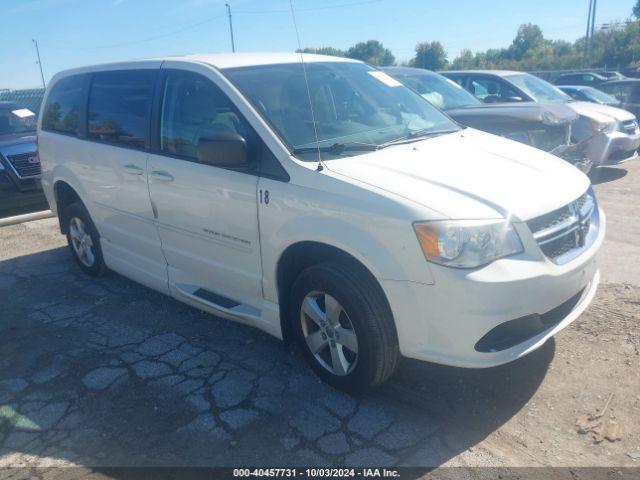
[0,170,48,217]
[381,208,605,368]
[586,130,640,167]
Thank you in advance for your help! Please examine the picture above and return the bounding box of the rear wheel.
[290,261,399,392]
[64,202,106,277]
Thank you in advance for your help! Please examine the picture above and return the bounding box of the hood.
[447,101,577,127]
[0,132,36,150]
[567,101,636,122]
[324,128,590,222]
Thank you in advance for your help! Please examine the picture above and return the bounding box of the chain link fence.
[0,88,45,116]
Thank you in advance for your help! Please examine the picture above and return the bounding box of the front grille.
[527,190,598,265]
[527,125,569,152]
[6,152,40,178]
[622,119,639,135]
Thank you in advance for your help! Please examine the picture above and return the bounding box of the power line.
[236,0,384,14]
[45,14,226,51]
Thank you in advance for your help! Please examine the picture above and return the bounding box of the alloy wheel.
[69,217,95,267]
[300,291,359,376]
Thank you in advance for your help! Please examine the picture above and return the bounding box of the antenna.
[289,0,323,171]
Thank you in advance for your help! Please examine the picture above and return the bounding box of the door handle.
[151,170,174,182]
[123,164,143,175]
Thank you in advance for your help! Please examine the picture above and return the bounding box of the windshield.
[223,62,459,159]
[507,73,571,103]
[582,87,620,105]
[391,72,481,110]
[0,106,37,135]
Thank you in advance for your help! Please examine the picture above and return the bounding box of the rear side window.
[42,75,85,135]
[88,70,155,149]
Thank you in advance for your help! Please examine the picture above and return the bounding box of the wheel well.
[54,181,82,234]
[276,241,388,343]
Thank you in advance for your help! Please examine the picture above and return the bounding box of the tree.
[296,47,345,57]
[411,41,449,70]
[509,23,545,60]
[451,48,475,70]
[346,40,395,66]
[634,0,640,19]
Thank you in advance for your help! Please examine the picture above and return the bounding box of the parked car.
[0,101,47,218]
[39,54,604,391]
[598,79,640,119]
[443,71,640,167]
[384,67,593,172]
[599,71,626,81]
[554,72,607,87]
[557,85,621,107]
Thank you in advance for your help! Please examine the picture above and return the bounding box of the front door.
[147,66,263,316]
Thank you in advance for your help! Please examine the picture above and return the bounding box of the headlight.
[590,119,617,134]
[413,220,523,268]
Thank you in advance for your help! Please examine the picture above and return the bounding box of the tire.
[289,261,400,392]
[64,202,106,277]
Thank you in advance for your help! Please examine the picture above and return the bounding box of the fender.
[262,214,435,304]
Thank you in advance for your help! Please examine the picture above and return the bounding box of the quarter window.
[42,75,85,135]
[88,70,155,149]
[160,71,249,163]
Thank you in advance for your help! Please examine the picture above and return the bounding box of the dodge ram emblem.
[27,156,39,164]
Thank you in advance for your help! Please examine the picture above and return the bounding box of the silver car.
[442,70,640,168]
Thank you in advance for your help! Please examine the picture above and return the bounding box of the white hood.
[325,128,590,222]
[568,101,636,122]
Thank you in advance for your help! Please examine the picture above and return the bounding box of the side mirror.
[197,131,249,168]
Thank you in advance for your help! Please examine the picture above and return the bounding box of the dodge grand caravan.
[38,54,605,391]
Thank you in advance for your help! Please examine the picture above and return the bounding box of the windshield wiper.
[379,128,458,149]
[293,142,379,155]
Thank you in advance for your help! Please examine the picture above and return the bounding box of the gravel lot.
[0,161,639,473]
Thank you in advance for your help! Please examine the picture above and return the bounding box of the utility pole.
[32,39,46,89]
[590,0,597,40]
[585,0,597,62]
[225,3,235,53]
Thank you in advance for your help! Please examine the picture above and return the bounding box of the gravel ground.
[0,161,638,473]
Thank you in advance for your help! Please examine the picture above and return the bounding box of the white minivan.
[38,53,605,391]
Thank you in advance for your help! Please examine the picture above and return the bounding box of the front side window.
[469,77,520,103]
[507,73,570,103]
[88,70,155,149]
[160,71,250,162]
[224,61,458,159]
[42,75,84,135]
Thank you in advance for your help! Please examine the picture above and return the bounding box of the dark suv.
[0,101,47,218]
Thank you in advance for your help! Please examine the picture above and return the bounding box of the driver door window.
[469,77,520,103]
[160,71,250,163]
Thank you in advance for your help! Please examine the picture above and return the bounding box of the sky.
[0,0,635,89]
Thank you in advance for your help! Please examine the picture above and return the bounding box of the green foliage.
[298,1,640,73]
[298,40,395,65]
[345,40,396,66]
[447,19,640,71]
[296,47,346,57]
[410,41,449,70]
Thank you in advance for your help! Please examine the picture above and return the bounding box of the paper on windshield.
[11,108,35,118]
[367,71,403,87]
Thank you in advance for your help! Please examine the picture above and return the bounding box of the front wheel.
[290,261,400,392]
[64,202,106,277]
